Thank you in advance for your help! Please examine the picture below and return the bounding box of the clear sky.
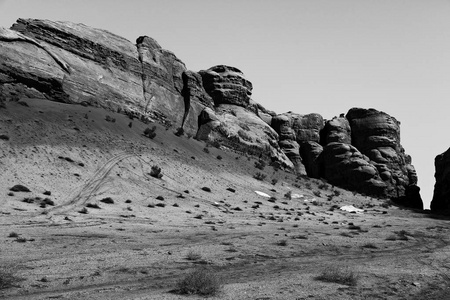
[1,0,449,208]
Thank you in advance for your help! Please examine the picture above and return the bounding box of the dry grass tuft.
[176,267,221,296]
[315,266,358,286]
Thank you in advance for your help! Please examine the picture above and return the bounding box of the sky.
[1,0,449,208]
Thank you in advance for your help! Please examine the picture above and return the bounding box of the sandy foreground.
[1,100,449,299]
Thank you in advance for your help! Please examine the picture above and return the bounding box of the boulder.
[431,147,450,214]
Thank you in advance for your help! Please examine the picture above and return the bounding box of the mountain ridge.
[0,18,422,208]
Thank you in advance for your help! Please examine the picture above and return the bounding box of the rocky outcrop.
[271,113,324,174]
[321,142,387,195]
[431,148,450,214]
[0,18,422,209]
[322,116,351,144]
[199,65,252,108]
[346,108,420,205]
[0,18,290,169]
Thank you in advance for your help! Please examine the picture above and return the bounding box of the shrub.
[143,126,157,139]
[174,127,184,137]
[203,147,210,154]
[362,243,378,249]
[43,198,55,206]
[284,190,292,200]
[16,237,27,243]
[216,155,223,160]
[0,267,22,290]
[8,232,18,238]
[254,159,266,170]
[316,267,358,286]
[253,172,267,181]
[176,268,221,296]
[318,182,329,190]
[277,239,288,246]
[271,178,278,185]
[105,115,116,123]
[313,190,321,197]
[149,165,163,179]
[186,251,202,261]
[201,187,211,192]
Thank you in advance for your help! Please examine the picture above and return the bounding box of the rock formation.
[431,148,450,214]
[0,18,422,208]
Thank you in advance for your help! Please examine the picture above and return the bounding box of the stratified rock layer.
[0,18,422,208]
[431,148,450,214]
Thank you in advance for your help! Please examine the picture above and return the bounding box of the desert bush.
[313,190,321,197]
[105,115,116,123]
[284,190,292,200]
[348,225,361,230]
[201,187,211,192]
[16,237,27,243]
[43,198,54,206]
[395,230,409,240]
[362,243,378,249]
[176,267,221,296]
[174,127,184,136]
[186,251,202,261]
[385,234,398,241]
[318,182,329,190]
[149,165,163,179]
[203,147,210,154]
[333,189,341,196]
[0,267,22,290]
[271,178,278,185]
[143,126,157,139]
[216,155,222,160]
[253,172,267,181]
[316,266,358,286]
[254,159,266,170]
[277,239,288,246]
[8,232,18,238]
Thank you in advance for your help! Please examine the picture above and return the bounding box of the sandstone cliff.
[431,148,450,214]
[0,18,422,208]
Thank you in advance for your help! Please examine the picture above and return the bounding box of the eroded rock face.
[322,116,351,145]
[199,65,253,108]
[0,18,423,208]
[195,104,293,169]
[271,113,324,175]
[346,108,420,203]
[431,148,450,214]
[321,142,387,195]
